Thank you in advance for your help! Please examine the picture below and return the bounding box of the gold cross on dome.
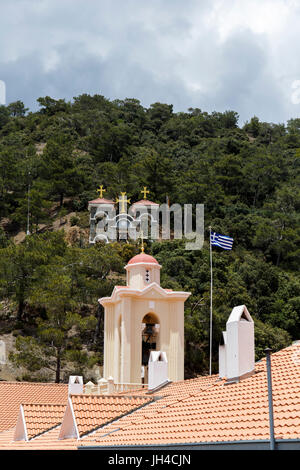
[116,192,131,213]
[97,185,106,198]
[140,230,145,253]
[141,186,150,199]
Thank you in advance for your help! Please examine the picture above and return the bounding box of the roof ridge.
[163,374,218,387]
[27,424,62,442]
[22,402,66,407]
[0,381,67,386]
[71,394,150,400]
[158,382,221,410]
[260,342,300,359]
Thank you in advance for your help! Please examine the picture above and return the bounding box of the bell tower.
[100,252,191,385]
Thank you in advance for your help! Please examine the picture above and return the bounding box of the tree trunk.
[60,193,64,207]
[17,299,24,322]
[276,251,281,267]
[55,349,61,383]
[94,304,104,345]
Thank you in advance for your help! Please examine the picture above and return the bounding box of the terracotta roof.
[131,199,159,206]
[88,198,115,204]
[21,403,66,440]
[127,253,159,265]
[70,394,153,437]
[79,376,221,445]
[0,426,78,450]
[0,382,68,433]
[1,343,300,449]
[83,344,300,446]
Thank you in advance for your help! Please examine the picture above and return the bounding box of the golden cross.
[97,185,106,198]
[116,192,131,213]
[141,186,150,199]
[140,230,144,253]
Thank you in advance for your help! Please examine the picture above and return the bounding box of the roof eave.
[99,284,191,304]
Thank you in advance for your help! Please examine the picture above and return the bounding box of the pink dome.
[127,253,159,265]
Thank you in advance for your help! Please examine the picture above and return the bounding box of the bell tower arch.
[141,312,160,383]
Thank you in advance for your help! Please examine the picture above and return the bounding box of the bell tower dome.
[125,253,161,289]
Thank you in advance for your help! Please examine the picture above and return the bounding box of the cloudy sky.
[1,0,300,124]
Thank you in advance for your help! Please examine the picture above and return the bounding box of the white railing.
[84,378,147,395]
[113,382,147,393]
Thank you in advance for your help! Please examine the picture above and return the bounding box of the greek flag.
[210,232,234,250]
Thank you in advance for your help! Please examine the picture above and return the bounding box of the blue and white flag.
[210,232,234,250]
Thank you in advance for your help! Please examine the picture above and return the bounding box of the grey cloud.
[1,0,300,123]
[197,30,285,123]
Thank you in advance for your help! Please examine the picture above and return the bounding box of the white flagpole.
[209,226,213,376]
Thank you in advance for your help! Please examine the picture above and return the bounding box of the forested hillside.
[0,94,299,382]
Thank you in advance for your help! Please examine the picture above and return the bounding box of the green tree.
[37,96,70,115]
[7,101,28,117]
[14,187,51,232]
[26,268,97,382]
[0,105,10,129]
[40,136,84,206]
[146,102,173,132]
[244,116,260,137]
[0,232,67,321]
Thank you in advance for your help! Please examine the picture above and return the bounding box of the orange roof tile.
[22,403,66,440]
[81,344,300,447]
[0,382,68,433]
[70,394,153,437]
[0,426,78,450]
[0,343,300,449]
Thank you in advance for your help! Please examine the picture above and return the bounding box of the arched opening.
[141,313,160,384]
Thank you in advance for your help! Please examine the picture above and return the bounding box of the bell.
[144,323,154,335]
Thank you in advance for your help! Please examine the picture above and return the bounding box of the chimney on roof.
[219,305,255,382]
[148,351,169,391]
[218,331,227,379]
[68,376,83,395]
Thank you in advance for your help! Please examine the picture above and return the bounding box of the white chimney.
[68,376,83,395]
[219,305,255,382]
[148,351,168,391]
[218,331,227,379]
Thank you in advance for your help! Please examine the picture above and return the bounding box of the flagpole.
[209,225,213,376]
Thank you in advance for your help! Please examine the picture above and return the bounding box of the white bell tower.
[100,252,191,385]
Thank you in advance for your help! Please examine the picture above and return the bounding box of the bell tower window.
[145,269,151,283]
